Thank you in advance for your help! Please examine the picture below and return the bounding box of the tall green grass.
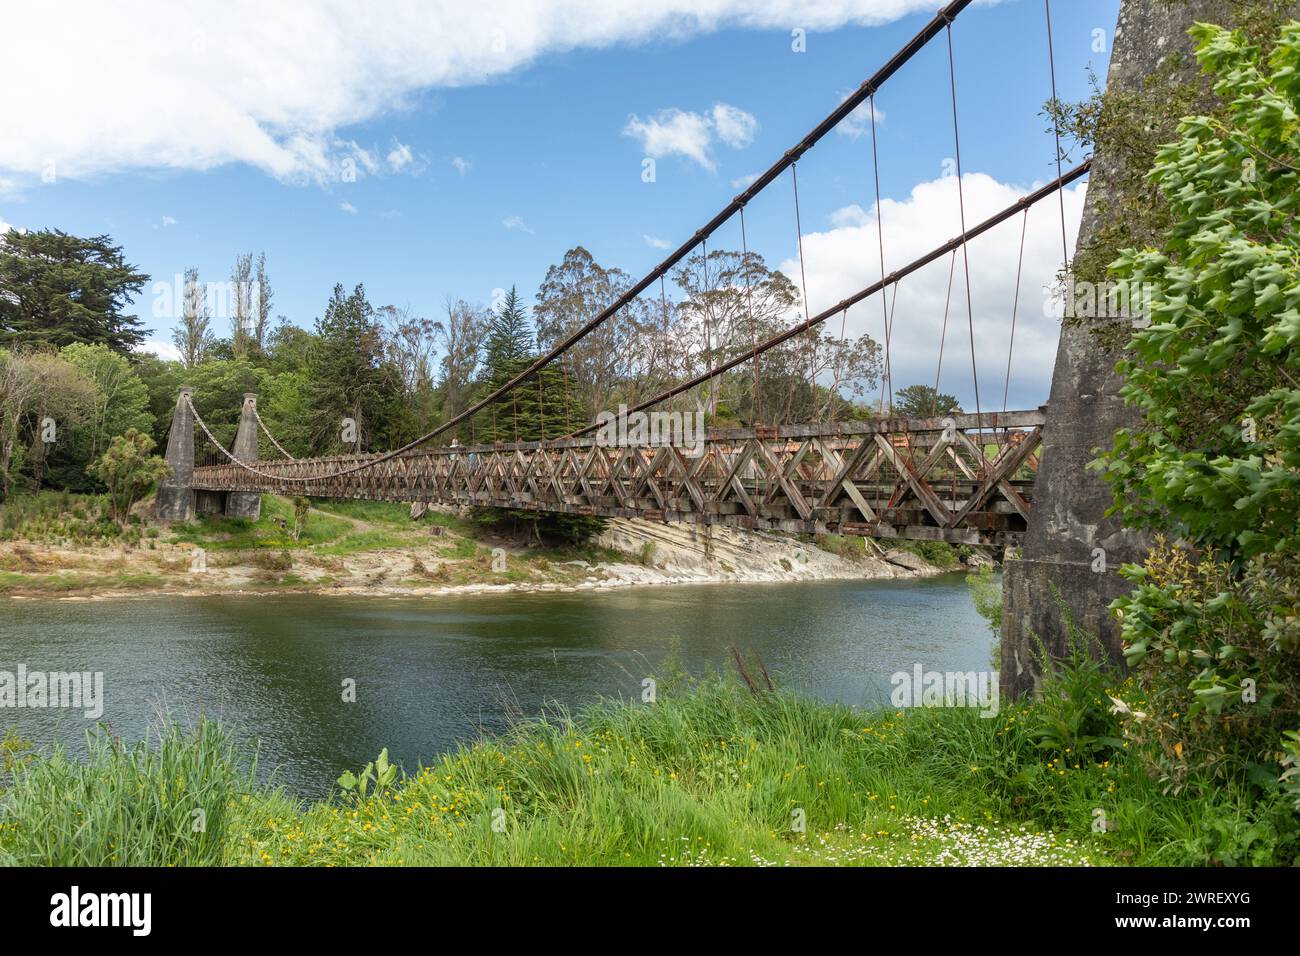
[0,491,123,545]
[1,676,1294,866]
[0,722,269,866]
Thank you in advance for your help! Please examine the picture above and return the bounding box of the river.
[0,575,993,798]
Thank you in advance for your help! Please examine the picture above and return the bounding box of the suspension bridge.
[157,0,1087,551]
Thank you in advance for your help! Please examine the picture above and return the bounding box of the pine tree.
[0,229,149,353]
[471,285,584,444]
[473,357,585,444]
[305,283,403,453]
[483,286,533,370]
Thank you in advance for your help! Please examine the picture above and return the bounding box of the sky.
[0,0,1121,412]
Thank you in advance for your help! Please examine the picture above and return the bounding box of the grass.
[0,491,135,546]
[814,533,869,560]
[522,543,629,565]
[309,499,414,526]
[438,536,482,560]
[312,530,411,556]
[0,722,253,866]
[2,673,1292,867]
[170,496,357,550]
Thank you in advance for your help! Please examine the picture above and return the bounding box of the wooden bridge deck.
[191,409,1044,547]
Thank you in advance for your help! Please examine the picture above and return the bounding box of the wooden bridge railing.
[191,409,1045,547]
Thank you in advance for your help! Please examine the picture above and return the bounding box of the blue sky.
[1,0,1120,410]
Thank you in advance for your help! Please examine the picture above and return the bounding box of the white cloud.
[624,108,716,168]
[339,200,359,214]
[0,218,11,234]
[778,171,1086,410]
[503,214,533,233]
[137,340,182,363]
[643,234,671,249]
[387,141,414,171]
[730,172,759,189]
[828,204,867,228]
[835,92,885,139]
[451,156,472,176]
[623,102,756,170]
[0,1,967,187]
[711,103,758,149]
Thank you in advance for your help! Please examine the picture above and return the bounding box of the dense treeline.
[1,226,896,501]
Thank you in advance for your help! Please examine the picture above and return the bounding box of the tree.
[264,319,315,375]
[483,286,534,369]
[230,252,254,359]
[378,304,437,393]
[184,358,265,457]
[534,247,636,413]
[86,428,170,522]
[173,267,214,368]
[60,344,154,462]
[0,229,149,353]
[667,247,883,426]
[892,384,959,418]
[132,353,186,449]
[1094,22,1300,793]
[305,283,404,453]
[37,343,154,492]
[291,496,310,541]
[433,297,487,428]
[473,354,584,444]
[253,253,273,355]
[0,348,95,498]
[471,285,584,443]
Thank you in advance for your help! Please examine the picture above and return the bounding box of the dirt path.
[308,507,375,532]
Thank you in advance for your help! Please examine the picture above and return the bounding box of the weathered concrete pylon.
[155,386,195,521]
[1000,0,1251,698]
[225,393,261,520]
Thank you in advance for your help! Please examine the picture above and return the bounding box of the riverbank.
[2,674,1289,867]
[0,492,961,600]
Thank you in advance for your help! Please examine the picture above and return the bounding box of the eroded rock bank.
[592,518,948,586]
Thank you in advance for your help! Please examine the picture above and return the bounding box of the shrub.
[250,550,293,571]
[1026,592,1124,765]
[85,428,170,522]
[1094,22,1300,797]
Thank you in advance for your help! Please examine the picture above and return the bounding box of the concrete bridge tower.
[1000,0,1268,697]
[155,387,262,522]
[155,386,195,521]
[225,393,262,520]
